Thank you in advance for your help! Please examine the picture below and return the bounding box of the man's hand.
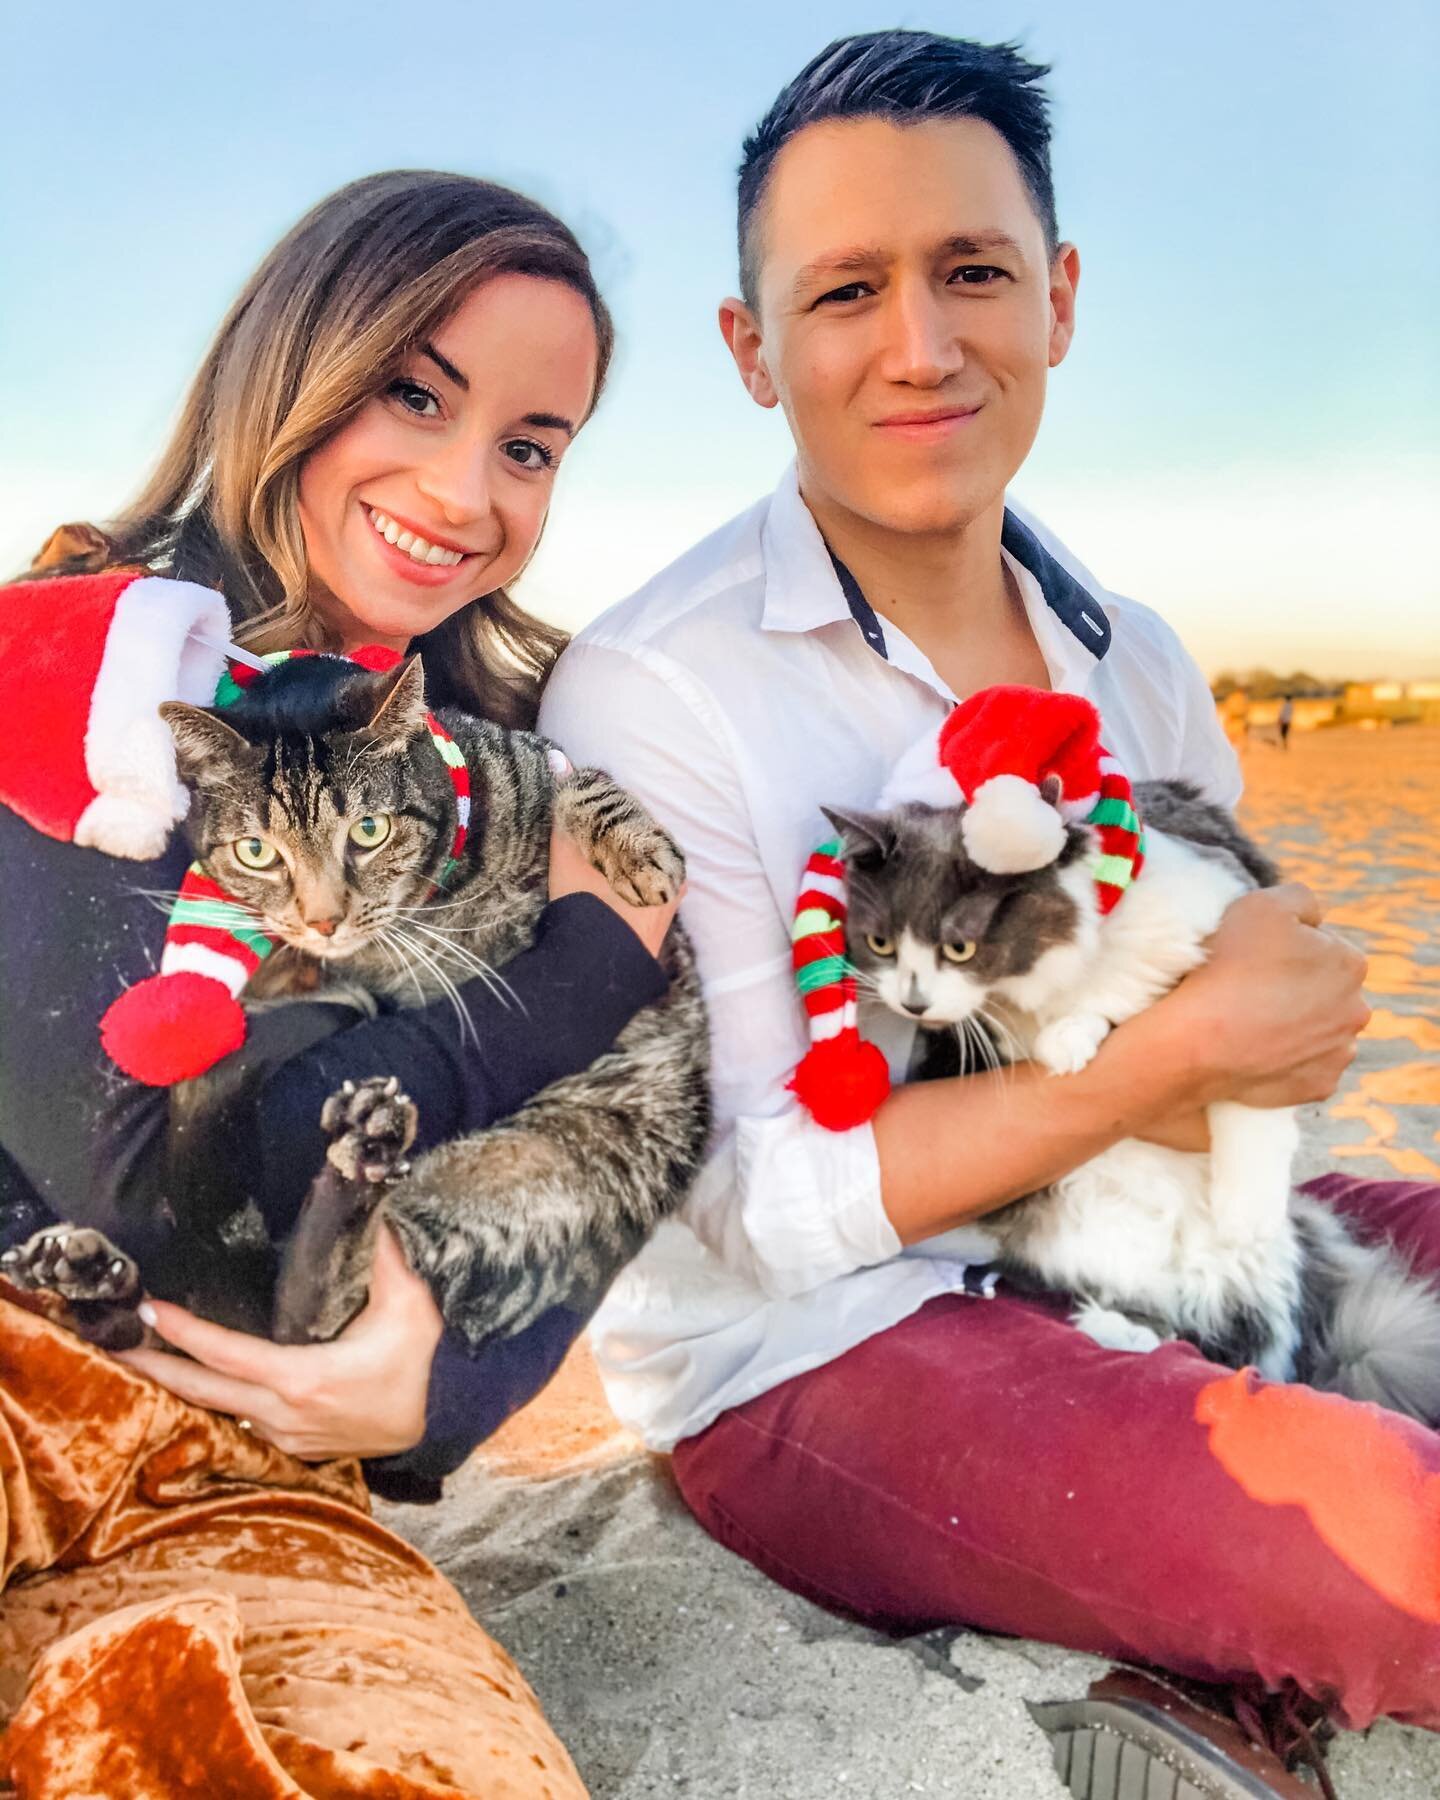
[115,1227,442,1460]
[1152,883,1370,1111]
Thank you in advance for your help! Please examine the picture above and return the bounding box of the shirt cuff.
[733,1108,900,1300]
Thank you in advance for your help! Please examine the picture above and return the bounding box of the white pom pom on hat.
[876,684,1107,875]
[959,772,1068,873]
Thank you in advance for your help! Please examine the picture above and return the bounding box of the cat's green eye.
[942,941,977,965]
[348,814,393,851]
[865,934,897,958]
[233,837,279,871]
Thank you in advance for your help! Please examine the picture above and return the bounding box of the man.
[541,31,1439,1796]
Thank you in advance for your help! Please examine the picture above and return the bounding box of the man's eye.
[816,282,872,306]
[502,439,556,472]
[949,265,1007,287]
[388,379,441,417]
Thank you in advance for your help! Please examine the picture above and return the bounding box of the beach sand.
[379,725,1440,1798]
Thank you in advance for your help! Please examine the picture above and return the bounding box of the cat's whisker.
[386,927,479,1048]
[375,928,430,1011]
[963,1016,1004,1078]
[401,923,526,1014]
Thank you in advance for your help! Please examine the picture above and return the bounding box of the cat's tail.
[1293,1192,1440,1425]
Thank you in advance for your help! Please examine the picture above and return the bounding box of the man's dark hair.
[737,30,1058,307]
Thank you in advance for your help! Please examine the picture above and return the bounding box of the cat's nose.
[307,916,340,938]
[901,996,929,1017]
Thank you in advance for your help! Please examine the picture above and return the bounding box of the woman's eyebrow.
[421,343,469,390]
[522,412,576,438]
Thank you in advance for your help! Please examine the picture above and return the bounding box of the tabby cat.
[3,652,710,1351]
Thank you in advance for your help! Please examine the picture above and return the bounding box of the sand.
[380,726,1440,1798]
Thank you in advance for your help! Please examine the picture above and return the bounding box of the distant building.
[1341,681,1440,726]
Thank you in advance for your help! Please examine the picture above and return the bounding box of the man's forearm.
[874,1008,1197,1245]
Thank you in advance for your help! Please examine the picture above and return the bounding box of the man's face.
[725,116,1078,538]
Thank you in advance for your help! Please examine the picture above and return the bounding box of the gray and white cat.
[3,653,710,1351]
[826,780,1440,1422]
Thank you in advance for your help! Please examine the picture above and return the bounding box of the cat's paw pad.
[595,827,686,909]
[1072,1300,1163,1354]
[1034,1013,1111,1075]
[0,1226,141,1305]
[320,1076,419,1184]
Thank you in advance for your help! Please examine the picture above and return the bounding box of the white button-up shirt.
[539,465,1242,1450]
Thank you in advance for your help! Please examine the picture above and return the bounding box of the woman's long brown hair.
[25,171,615,727]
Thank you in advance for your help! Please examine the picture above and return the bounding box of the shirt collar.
[759,462,1113,688]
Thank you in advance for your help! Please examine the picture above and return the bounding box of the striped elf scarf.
[100,646,470,1087]
[786,837,892,1131]
[789,685,1146,1133]
[1089,756,1146,913]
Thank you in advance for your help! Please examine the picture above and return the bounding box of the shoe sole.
[1027,1697,1296,1799]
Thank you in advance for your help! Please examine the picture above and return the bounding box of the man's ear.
[364,656,429,748]
[718,298,778,409]
[159,702,251,786]
[821,805,895,866]
[1047,242,1081,369]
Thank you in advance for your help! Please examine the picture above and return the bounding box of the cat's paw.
[1034,1012,1112,1076]
[320,1076,419,1184]
[1071,1299,1164,1355]
[0,1226,146,1349]
[591,823,686,909]
[555,772,686,907]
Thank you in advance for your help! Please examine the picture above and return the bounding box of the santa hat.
[789,685,1146,1133]
[100,645,477,1087]
[0,571,233,861]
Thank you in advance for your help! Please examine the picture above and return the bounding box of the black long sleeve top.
[0,803,668,1501]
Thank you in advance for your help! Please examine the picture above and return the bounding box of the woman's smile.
[361,503,485,588]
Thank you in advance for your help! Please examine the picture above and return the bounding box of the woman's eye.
[864,933,896,958]
[388,379,440,418]
[502,438,555,472]
[942,940,978,964]
[348,814,393,850]
[233,837,279,871]
[949,265,1006,287]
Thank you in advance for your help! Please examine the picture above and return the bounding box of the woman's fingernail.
[138,1302,158,1327]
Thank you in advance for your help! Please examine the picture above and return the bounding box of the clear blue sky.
[4,0,1436,677]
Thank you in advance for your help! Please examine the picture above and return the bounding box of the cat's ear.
[159,702,251,785]
[363,656,429,748]
[1039,772,1064,809]
[821,805,895,865]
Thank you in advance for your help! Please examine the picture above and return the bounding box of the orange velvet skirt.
[0,1285,586,1798]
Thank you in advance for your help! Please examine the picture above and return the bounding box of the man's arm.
[541,644,1367,1274]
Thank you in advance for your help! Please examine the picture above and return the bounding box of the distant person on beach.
[1279,694,1295,747]
[541,30,1440,1796]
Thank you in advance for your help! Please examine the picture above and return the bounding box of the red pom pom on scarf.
[100,971,248,1087]
[788,1030,892,1133]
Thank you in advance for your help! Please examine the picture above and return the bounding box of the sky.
[3,0,1437,679]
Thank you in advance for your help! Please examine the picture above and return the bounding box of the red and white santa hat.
[878,684,1110,874]
[0,569,232,862]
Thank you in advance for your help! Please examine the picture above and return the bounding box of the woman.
[0,170,673,1795]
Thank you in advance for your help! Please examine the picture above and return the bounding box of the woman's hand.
[114,1227,443,1461]
[1148,882,1370,1112]
[548,826,684,959]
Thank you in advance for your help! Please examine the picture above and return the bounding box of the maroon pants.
[672,1176,1440,1730]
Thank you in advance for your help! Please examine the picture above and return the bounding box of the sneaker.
[1027,1668,1338,1799]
